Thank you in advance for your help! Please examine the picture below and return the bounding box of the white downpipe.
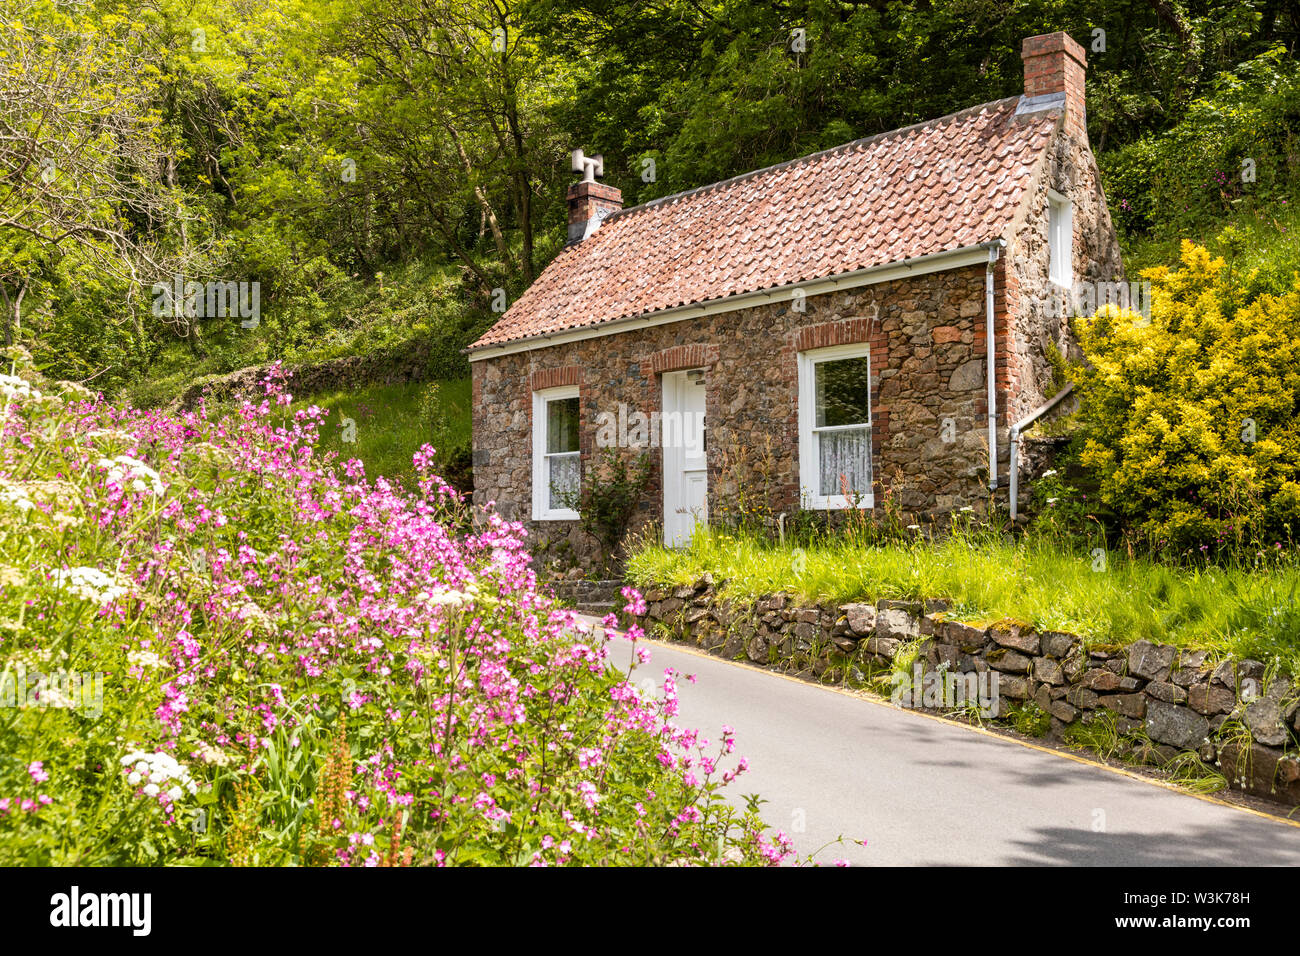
[1008,381,1075,520]
[985,244,1001,491]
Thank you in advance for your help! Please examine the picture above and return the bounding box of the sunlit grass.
[1123,198,1300,285]
[626,527,1300,673]
[292,378,471,487]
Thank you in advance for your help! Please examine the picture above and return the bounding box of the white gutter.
[467,241,1003,362]
[1008,381,1074,520]
[985,243,1002,490]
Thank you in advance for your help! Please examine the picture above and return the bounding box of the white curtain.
[548,452,580,510]
[817,426,871,498]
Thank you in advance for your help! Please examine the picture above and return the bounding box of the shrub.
[1072,241,1300,557]
[1025,468,1100,549]
[569,450,654,574]
[1102,46,1300,238]
[0,355,790,866]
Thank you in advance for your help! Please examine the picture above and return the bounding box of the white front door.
[662,369,708,547]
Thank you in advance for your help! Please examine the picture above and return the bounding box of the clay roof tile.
[471,96,1056,350]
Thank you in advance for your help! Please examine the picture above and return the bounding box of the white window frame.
[532,385,581,521]
[797,343,874,510]
[1048,189,1073,288]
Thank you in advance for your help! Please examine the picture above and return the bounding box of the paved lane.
[594,623,1300,866]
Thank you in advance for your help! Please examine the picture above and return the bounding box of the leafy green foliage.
[1102,46,1300,239]
[9,0,1300,406]
[569,450,653,573]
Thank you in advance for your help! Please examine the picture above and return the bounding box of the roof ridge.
[470,89,1060,352]
[606,95,1025,221]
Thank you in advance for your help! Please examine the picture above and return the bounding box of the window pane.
[815,356,871,428]
[548,452,580,511]
[1049,203,1061,277]
[546,397,579,453]
[818,425,872,497]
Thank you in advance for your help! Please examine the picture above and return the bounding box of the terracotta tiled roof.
[470,96,1058,351]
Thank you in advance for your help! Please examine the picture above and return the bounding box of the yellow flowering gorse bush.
[1074,241,1300,553]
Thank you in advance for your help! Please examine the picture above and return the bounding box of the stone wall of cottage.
[1001,116,1124,425]
[473,264,1007,560]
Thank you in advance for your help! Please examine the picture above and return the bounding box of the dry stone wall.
[631,575,1300,805]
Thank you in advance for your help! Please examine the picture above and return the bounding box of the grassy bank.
[1121,199,1300,287]
[626,528,1300,673]
[117,260,491,410]
[292,378,472,488]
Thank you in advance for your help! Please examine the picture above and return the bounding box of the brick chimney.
[566,151,621,243]
[1021,32,1088,142]
[567,180,622,243]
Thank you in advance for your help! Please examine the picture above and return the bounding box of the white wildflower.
[426,587,469,608]
[1041,469,1057,478]
[39,682,74,709]
[51,566,130,606]
[237,601,270,624]
[0,481,35,512]
[128,649,164,669]
[97,455,165,497]
[192,742,232,767]
[119,747,197,804]
[0,373,40,402]
[85,428,134,443]
[57,381,96,402]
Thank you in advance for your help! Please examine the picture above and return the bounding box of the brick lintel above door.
[647,345,719,376]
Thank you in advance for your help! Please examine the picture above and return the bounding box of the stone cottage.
[468,32,1122,554]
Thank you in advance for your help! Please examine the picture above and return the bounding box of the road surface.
[592,621,1300,866]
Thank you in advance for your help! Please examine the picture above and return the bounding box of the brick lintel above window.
[529,366,582,391]
[793,317,883,353]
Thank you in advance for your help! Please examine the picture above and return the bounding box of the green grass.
[292,378,471,487]
[1122,197,1300,291]
[626,527,1300,673]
